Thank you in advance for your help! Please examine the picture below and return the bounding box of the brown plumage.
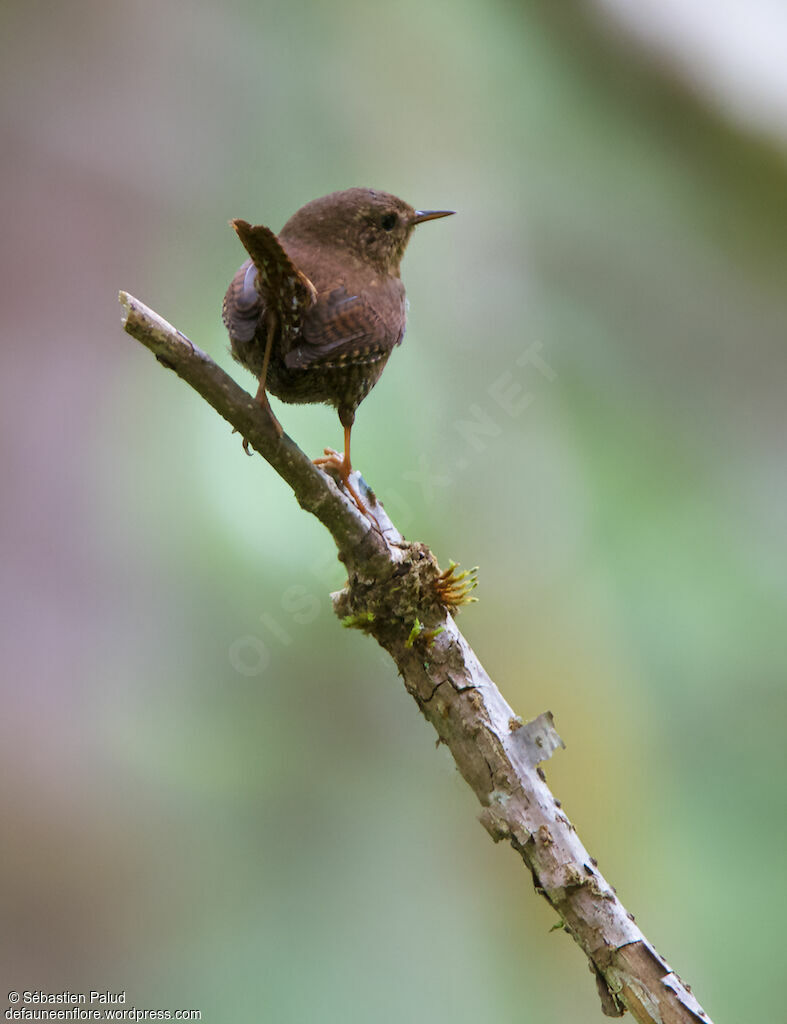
[222,187,453,509]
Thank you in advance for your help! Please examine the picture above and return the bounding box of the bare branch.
[119,291,714,1024]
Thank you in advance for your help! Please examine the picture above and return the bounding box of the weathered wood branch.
[119,291,714,1024]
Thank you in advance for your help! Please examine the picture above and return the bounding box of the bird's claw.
[313,449,369,516]
[232,426,254,456]
[313,447,343,471]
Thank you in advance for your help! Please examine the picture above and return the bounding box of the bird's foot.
[232,427,254,456]
[434,560,478,613]
[232,388,283,454]
[313,447,343,471]
[313,449,368,515]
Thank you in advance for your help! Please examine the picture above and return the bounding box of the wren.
[222,187,454,511]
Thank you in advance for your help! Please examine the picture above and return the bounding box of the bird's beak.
[412,209,455,224]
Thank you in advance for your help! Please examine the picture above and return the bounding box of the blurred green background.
[1,0,785,1019]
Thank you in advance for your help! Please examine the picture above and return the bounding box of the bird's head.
[279,187,454,276]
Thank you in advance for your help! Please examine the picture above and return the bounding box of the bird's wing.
[285,287,404,370]
[222,258,263,344]
[225,220,317,353]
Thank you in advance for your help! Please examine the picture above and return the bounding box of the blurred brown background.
[1,0,785,1019]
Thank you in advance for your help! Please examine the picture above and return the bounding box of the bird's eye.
[380,213,398,231]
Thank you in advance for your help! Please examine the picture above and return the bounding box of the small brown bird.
[222,187,454,510]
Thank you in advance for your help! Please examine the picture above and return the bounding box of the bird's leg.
[240,316,283,453]
[314,422,367,514]
[256,316,283,435]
